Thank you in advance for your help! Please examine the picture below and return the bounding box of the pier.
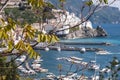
[59,42,111,46]
[34,45,104,52]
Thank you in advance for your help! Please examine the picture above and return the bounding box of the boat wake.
[108,52,120,54]
[96,51,120,55]
[96,50,110,55]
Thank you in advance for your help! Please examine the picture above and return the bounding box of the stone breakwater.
[33,43,105,53]
[59,42,111,46]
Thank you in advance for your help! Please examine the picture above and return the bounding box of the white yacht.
[88,60,100,70]
[16,55,26,62]
[46,72,56,79]
[70,56,83,61]
[39,68,48,73]
[25,62,36,74]
[96,50,109,55]
[32,56,43,64]
[57,57,87,66]
[89,64,100,70]
[90,76,99,80]
[18,65,36,75]
[31,62,48,72]
[100,68,111,73]
[56,57,67,60]
[31,63,41,69]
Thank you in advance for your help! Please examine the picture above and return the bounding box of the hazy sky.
[110,0,120,10]
[92,0,120,10]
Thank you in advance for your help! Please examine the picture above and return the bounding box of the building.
[49,9,93,36]
[80,20,93,29]
[0,0,27,8]
[56,25,70,35]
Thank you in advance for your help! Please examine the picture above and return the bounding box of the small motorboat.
[100,68,111,73]
[70,56,83,61]
[88,60,100,70]
[96,50,109,55]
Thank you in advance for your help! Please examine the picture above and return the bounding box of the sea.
[33,24,120,79]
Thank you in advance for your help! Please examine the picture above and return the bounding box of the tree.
[0,0,117,79]
[106,57,120,80]
[0,0,59,79]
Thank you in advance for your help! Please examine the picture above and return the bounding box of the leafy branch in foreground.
[0,17,59,57]
[0,17,59,80]
[0,0,117,80]
[0,0,59,80]
[106,57,120,80]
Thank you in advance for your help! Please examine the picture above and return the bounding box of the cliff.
[64,26,107,39]
[52,10,107,39]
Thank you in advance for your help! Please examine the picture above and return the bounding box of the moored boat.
[96,50,109,55]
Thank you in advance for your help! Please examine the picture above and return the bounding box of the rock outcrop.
[64,26,107,39]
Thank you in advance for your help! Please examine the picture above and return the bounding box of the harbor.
[0,0,120,79]
[33,42,107,52]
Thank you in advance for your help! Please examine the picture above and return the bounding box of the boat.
[46,72,56,79]
[67,58,87,65]
[100,68,111,73]
[18,65,36,75]
[88,60,100,70]
[57,57,87,66]
[16,55,26,62]
[39,68,48,73]
[18,66,26,70]
[89,76,99,80]
[70,56,83,61]
[96,50,109,55]
[57,73,78,80]
[31,63,41,69]
[32,56,43,64]
[31,62,48,72]
[89,64,100,70]
[25,62,36,74]
[32,59,43,64]
[56,57,68,60]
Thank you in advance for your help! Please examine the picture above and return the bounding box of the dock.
[31,42,109,52]
[58,42,111,46]
[34,45,104,53]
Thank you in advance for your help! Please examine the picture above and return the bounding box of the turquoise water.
[37,24,120,78]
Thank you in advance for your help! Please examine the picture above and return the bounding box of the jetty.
[59,42,111,46]
[34,44,104,52]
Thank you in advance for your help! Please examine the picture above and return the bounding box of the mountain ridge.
[49,0,120,24]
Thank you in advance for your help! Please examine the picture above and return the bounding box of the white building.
[52,9,81,27]
[56,25,69,35]
[51,9,82,35]
[33,9,93,35]
[81,20,93,29]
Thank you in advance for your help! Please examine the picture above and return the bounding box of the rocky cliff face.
[65,26,107,39]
